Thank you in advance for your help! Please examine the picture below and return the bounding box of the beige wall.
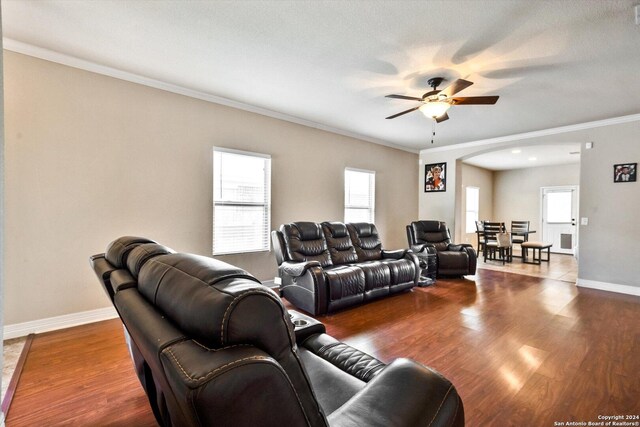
[493,163,580,232]
[420,119,640,292]
[577,121,640,289]
[460,163,493,247]
[3,52,418,325]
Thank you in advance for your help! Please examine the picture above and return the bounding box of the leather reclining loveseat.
[91,236,464,427]
[272,222,420,315]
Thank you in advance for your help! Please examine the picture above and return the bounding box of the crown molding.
[421,112,640,154]
[3,38,417,154]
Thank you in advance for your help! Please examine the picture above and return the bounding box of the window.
[213,148,271,255]
[344,168,375,223]
[465,186,480,233]
[545,191,572,223]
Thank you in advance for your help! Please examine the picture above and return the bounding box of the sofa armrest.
[447,243,473,251]
[381,249,407,259]
[281,260,321,277]
[461,246,477,275]
[161,341,318,426]
[411,243,436,254]
[328,359,464,427]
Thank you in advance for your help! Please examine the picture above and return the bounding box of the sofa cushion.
[356,261,391,294]
[381,258,417,287]
[324,266,365,302]
[347,223,382,261]
[322,222,358,265]
[281,222,333,267]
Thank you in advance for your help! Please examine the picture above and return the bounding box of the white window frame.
[465,186,480,233]
[344,168,376,223]
[212,147,271,255]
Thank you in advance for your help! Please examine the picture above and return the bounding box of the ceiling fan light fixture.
[419,102,451,119]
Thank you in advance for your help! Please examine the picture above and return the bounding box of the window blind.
[344,168,375,223]
[213,149,271,255]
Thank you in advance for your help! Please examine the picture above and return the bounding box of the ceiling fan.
[385,77,499,122]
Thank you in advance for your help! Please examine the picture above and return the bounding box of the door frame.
[539,185,579,255]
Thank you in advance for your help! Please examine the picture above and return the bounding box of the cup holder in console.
[288,310,325,340]
[292,319,308,327]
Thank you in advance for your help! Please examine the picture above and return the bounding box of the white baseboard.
[576,278,640,297]
[3,307,119,340]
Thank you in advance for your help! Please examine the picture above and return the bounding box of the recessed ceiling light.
[528,157,537,161]
[511,149,521,154]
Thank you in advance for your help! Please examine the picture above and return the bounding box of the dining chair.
[475,220,485,254]
[495,232,513,264]
[482,221,506,262]
[511,220,530,255]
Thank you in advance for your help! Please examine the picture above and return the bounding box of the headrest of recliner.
[293,222,322,240]
[105,236,158,268]
[137,252,292,352]
[322,221,348,238]
[127,243,175,278]
[349,222,376,237]
[412,220,445,234]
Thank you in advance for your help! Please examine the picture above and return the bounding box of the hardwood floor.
[7,270,640,426]
[6,320,157,426]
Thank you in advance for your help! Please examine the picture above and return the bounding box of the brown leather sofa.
[91,236,464,427]
[272,222,420,315]
[407,220,477,276]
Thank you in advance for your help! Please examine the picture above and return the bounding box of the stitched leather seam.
[170,348,313,426]
[164,348,266,382]
[190,340,251,352]
[220,289,284,345]
[361,363,384,381]
[445,393,459,427]
[426,384,453,427]
[284,349,321,427]
[149,259,259,287]
[280,284,315,295]
[151,265,172,306]
[317,342,340,354]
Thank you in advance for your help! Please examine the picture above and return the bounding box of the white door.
[541,186,578,255]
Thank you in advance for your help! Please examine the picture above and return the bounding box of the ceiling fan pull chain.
[431,120,436,144]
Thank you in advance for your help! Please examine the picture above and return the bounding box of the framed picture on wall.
[613,163,636,183]
[424,162,446,192]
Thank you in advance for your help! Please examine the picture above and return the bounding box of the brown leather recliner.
[407,220,477,276]
[91,236,464,427]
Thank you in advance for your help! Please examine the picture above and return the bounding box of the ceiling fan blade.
[451,96,499,105]
[385,94,423,101]
[435,112,449,123]
[385,106,420,119]
[439,79,473,98]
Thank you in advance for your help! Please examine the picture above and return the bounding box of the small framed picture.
[424,162,446,192]
[613,163,637,183]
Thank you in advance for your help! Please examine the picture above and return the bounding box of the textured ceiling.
[2,0,639,151]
